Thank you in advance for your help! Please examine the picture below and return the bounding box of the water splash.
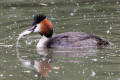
[16,30,32,47]
[16,29,33,61]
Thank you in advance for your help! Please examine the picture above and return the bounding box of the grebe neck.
[36,36,50,48]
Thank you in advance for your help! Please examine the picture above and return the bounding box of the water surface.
[0,0,120,80]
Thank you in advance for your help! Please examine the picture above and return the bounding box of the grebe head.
[28,14,53,38]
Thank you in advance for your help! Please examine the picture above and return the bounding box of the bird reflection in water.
[16,48,59,80]
[16,40,99,80]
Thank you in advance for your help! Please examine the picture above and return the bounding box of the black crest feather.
[31,14,46,26]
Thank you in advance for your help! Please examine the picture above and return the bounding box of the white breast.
[36,36,50,48]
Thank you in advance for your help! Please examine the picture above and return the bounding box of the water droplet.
[75,24,79,26]
[23,70,31,73]
[34,74,38,77]
[52,66,60,70]
[104,20,108,23]
[9,74,13,77]
[91,58,98,62]
[11,7,16,9]
[91,71,96,77]
[70,12,74,16]
[100,56,104,59]
[55,71,59,74]
[83,15,86,19]
[40,3,47,6]
[73,9,77,13]
[62,71,64,74]
[26,40,32,46]
[14,15,17,18]
[3,60,7,63]
[50,1,55,4]
[116,1,119,4]
[106,30,110,34]
[50,17,55,20]
[109,27,112,30]
[62,26,64,29]
[76,3,79,6]
[14,21,17,24]
[0,74,3,77]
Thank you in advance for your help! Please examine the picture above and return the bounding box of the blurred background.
[0,0,120,80]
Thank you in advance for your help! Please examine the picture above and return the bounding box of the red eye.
[35,25,37,28]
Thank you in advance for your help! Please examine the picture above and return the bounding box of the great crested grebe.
[19,14,110,48]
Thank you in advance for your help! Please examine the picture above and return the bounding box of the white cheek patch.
[34,23,41,32]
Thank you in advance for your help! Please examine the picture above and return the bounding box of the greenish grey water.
[0,0,120,80]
